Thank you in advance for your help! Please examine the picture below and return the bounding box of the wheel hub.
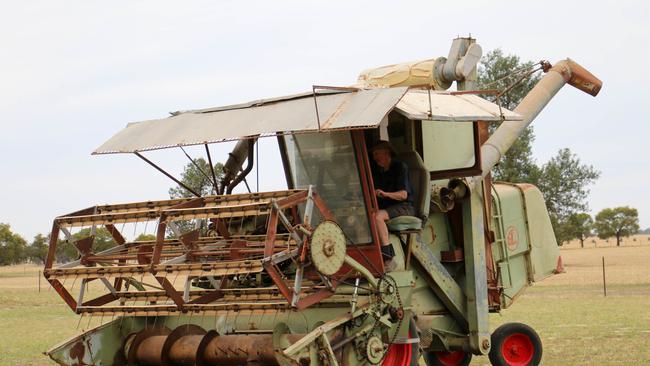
[502,333,534,365]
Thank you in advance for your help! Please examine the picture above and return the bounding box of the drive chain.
[359,274,404,365]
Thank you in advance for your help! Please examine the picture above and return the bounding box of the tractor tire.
[422,349,472,366]
[488,322,542,366]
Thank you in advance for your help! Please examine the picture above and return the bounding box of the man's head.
[370,140,395,170]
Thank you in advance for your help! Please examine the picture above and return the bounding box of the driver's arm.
[376,189,407,201]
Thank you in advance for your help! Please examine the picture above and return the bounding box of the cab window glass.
[284,131,372,244]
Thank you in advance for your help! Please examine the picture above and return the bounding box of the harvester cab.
[44,37,601,366]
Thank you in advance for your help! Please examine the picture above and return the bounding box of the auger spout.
[480,59,602,177]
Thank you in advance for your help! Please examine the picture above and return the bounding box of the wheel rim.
[382,329,413,366]
[382,343,411,366]
[501,332,535,366]
[434,350,465,366]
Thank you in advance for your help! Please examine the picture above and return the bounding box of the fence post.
[602,256,607,297]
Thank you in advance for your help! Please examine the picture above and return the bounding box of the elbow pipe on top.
[479,59,602,178]
[553,58,602,97]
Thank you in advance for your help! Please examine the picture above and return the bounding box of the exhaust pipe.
[480,59,602,177]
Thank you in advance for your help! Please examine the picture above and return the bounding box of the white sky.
[1,1,648,241]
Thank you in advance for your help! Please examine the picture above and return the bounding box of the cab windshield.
[283,131,372,244]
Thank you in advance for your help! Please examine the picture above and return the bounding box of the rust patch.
[136,244,153,264]
[516,183,536,191]
[320,98,350,129]
[69,341,88,366]
[229,240,247,260]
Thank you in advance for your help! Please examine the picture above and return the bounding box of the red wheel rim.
[501,332,534,366]
[434,350,465,366]
[382,329,413,366]
[383,343,411,366]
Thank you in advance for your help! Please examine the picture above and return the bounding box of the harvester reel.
[310,220,347,276]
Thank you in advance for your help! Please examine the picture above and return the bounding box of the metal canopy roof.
[395,90,521,121]
[93,87,521,155]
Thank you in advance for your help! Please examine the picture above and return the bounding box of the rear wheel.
[422,349,472,366]
[488,323,542,366]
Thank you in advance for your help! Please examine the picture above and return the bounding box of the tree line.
[558,206,640,247]
[0,159,223,266]
[0,224,161,266]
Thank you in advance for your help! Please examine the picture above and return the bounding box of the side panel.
[519,184,560,281]
[491,183,559,308]
[421,121,475,171]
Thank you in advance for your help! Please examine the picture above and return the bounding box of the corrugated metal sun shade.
[93,88,521,155]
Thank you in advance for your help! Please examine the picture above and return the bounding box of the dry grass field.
[1,237,649,365]
[470,235,650,365]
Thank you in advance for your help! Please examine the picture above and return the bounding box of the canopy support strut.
[204,144,220,194]
[180,146,216,194]
[134,152,201,198]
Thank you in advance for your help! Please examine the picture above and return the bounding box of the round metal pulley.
[310,220,347,276]
[365,336,386,365]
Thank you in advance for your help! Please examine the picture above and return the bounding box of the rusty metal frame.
[44,190,305,315]
[349,130,384,274]
[47,125,394,316]
[260,189,343,309]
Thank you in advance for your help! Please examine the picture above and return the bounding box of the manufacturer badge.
[506,226,519,251]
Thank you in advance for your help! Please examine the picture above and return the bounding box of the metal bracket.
[411,239,469,331]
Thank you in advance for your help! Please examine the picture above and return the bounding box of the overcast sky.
[1,1,648,240]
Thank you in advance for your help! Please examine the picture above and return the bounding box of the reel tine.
[76,313,84,330]
[86,311,92,330]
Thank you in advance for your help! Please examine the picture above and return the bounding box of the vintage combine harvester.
[44,38,601,366]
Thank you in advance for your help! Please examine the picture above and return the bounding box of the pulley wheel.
[366,336,386,365]
[310,220,347,276]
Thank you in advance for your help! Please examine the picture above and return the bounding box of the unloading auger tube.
[480,59,602,177]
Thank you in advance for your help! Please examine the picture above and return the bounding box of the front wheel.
[488,322,542,366]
